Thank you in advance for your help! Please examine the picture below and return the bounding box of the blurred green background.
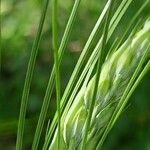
[1,0,150,149]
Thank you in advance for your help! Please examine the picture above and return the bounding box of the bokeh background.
[1,0,150,149]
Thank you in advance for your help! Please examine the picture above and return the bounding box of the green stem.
[52,0,61,149]
[16,0,49,149]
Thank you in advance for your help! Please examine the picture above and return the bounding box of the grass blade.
[16,0,50,149]
[51,0,61,149]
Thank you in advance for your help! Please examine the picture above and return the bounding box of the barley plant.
[15,0,150,149]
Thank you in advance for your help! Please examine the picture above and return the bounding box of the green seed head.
[49,20,150,150]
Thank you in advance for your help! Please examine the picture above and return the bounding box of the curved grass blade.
[16,0,50,149]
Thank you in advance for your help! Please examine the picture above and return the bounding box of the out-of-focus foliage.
[0,0,150,149]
